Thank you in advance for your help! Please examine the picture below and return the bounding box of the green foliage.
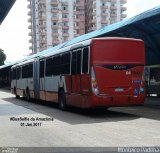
[0,49,6,66]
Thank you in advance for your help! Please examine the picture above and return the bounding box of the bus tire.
[16,95,20,99]
[14,87,20,99]
[26,88,31,102]
[59,91,66,110]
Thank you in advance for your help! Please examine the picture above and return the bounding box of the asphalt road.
[0,89,160,147]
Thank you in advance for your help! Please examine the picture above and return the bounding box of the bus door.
[71,49,82,94]
[39,59,45,100]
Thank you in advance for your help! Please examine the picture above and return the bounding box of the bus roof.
[39,39,92,59]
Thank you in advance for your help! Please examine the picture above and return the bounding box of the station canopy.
[62,6,160,65]
[0,0,16,24]
[0,5,160,70]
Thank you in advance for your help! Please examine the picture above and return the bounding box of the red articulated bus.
[11,37,145,110]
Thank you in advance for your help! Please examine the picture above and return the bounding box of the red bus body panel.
[65,38,145,108]
[88,38,145,107]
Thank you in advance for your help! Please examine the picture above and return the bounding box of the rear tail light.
[91,67,99,95]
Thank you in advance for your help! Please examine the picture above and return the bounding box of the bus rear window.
[92,40,145,64]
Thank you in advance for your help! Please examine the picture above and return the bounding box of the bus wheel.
[26,88,31,102]
[16,95,20,99]
[59,91,66,110]
[14,87,20,99]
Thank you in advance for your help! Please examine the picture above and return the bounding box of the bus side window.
[71,51,77,75]
[28,63,33,78]
[46,57,53,76]
[40,60,44,78]
[61,53,70,75]
[11,69,16,80]
[22,63,33,78]
[77,49,81,74]
[71,49,82,75]
[22,65,27,78]
[82,47,89,74]
[52,55,61,75]
[10,69,13,80]
[17,67,21,79]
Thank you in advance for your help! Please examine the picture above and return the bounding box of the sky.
[0,0,160,63]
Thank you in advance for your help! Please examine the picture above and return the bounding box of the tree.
[0,49,6,66]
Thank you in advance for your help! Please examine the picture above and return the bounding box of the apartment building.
[27,0,127,53]
[85,0,127,32]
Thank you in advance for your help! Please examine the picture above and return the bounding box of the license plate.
[115,88,124,92]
